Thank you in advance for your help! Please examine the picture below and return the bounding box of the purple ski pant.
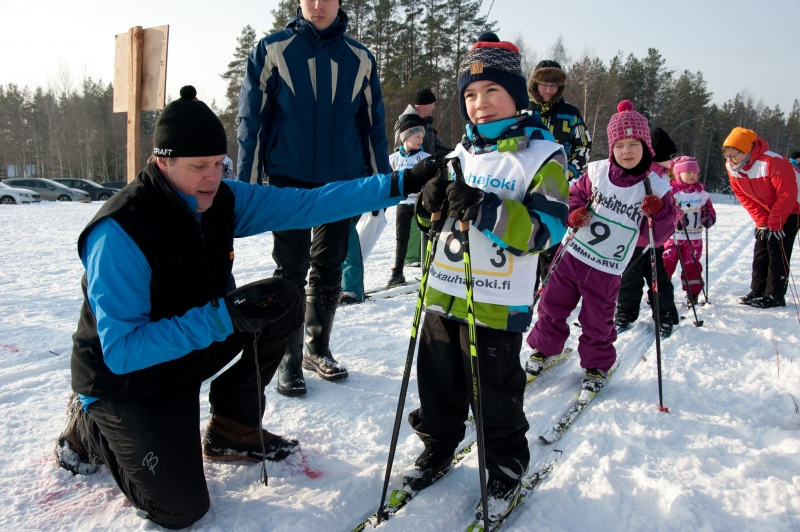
[527,252,620,372]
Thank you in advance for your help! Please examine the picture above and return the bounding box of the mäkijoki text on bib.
[427,141,562,306]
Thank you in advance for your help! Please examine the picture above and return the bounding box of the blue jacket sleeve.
[229,174,403,236]
[236,39,274,184]
[357,54,391,175]
[82,219,234,375]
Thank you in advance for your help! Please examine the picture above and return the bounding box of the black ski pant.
[394,204,414,270]
[534,244,559,292]
[77,292,298,529]
[616,246,678,324]
[751,213,799,298]
[408,313,530,481]
[268,175,352,295]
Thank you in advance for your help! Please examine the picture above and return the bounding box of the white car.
[0,182,41,204]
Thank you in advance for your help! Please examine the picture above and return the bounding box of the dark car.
[53,178,117,201]
[103,181,128,190]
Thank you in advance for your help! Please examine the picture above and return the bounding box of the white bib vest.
[390,150,431,205]
[428,141,562,306]
[673,188,709,240]
[567,160,670,275]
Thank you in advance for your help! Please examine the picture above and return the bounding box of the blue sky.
[2,0,798,113]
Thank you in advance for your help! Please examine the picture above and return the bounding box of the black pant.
[408,313,530,481]
[751,213,799,297]
[535,244,559,292]
[269,175,352,293]
[616,246,678,323]
[394,204,414,269]
[78,288,298,529]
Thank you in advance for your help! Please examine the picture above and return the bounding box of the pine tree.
[219,25,258,162]
[270,0,298,34]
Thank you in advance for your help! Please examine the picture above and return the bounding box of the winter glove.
[568,207,592,228]
[446,180,484,222]
[392,158,446,197]
[224,278,301,334]
[701,215,713,229]
[420,171,450,214]
[768,229,785,240]
[640,195,663,216]
[676,214,686,231]
[755,227,768,240]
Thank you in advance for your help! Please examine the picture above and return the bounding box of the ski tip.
[539,434,554,444]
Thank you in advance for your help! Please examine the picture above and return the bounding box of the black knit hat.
[457,32,528,120]
[650,127,678,163]
[413,88,436,105]
[153,86,227,157]
[791,150,800,160]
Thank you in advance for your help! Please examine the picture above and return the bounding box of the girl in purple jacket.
[526,101,676,392]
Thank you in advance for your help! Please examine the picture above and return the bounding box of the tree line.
[2,0,798,193]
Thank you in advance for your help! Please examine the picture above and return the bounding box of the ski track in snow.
[0,201,799,531]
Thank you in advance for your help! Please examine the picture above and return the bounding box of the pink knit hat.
[607,100,654,156]
[672,156,700,177]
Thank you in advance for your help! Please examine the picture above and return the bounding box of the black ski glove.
[224,278,302,334]
[420,171,450,214]
[446,180,484,222]
[391,158,446,197]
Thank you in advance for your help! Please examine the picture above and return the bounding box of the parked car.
[0,182,41,204]
[53,178,117,201]
[2,178,91,202]
[103,181,128,190]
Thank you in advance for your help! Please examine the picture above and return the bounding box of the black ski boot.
[749,295,786,308]
[614,313,632,333]
[276,325,307,396]
[659,313,674,339]
[402,446,454,492]
[475,473,523,525]
[386,267,406,288]
[303,287,348,381]
[739,290,763,305]
[54,393,101,475]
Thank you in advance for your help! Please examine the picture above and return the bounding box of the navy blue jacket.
[237,9,391,185]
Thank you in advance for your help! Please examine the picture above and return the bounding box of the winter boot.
[659,312,674,338]
[402,446,455,492]
[386,267,406,288]
[474,472,523,525]
[749,295,786,308]
[339,291,359,305]
[614,315,631,332]
[524,349,546,376]
[739,290,763,305]
[276,325,307,397]
[202,415,300,463]
[581,368,609,399]
[686,293,699,307]
[54,392,101,475]
[303,287,348,381]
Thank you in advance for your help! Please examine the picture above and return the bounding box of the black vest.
[71,163,235,399]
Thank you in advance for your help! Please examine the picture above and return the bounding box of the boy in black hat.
[53,85,441,529]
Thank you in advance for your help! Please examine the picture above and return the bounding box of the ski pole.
[644,181,669,413]
[675,240,704,327]
[533,198,594,307]
[704,204,710,303]
[375,211,445,523]
[682,224,708,305]
[451,157,490,532]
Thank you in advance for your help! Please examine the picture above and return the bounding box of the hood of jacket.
[741,137,770,171]
[287,7,349,42]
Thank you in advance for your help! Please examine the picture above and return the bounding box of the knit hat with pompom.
[606,100,654,156]
[457,32,528,120]
[154,85,227,157]
[672,155,700,178]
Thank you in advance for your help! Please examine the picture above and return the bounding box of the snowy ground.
[0,200,799,531]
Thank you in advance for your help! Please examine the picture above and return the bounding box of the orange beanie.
[723,127,758,154]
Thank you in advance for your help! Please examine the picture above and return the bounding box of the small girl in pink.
[662,156,716,306]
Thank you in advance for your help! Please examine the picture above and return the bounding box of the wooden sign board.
[113,25,169,112]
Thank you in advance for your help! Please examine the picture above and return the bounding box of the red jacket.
[727,138,800,230]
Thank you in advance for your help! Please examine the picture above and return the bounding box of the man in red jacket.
[724,127,800,308]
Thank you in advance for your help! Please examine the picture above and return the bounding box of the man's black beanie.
[791,150,800,160]
[413,88,436,105]
[153,86,227,157]
[650,127,678,163]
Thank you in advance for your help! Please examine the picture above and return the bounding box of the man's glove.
[768,229,785,240]
[755,227,768,240]
[568,207,592,228]
[224,278,301,334]
[392,158,445,197]
[446,180,484,222]
[641,195,663,216]
[420,171,450,213]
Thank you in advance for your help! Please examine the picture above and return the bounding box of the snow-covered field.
[0,200,799,531]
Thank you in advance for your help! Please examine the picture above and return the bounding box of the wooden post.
[126,26,144,183]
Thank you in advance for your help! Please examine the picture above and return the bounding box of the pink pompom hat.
[672,155,700,176]
[607,100,654,156]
